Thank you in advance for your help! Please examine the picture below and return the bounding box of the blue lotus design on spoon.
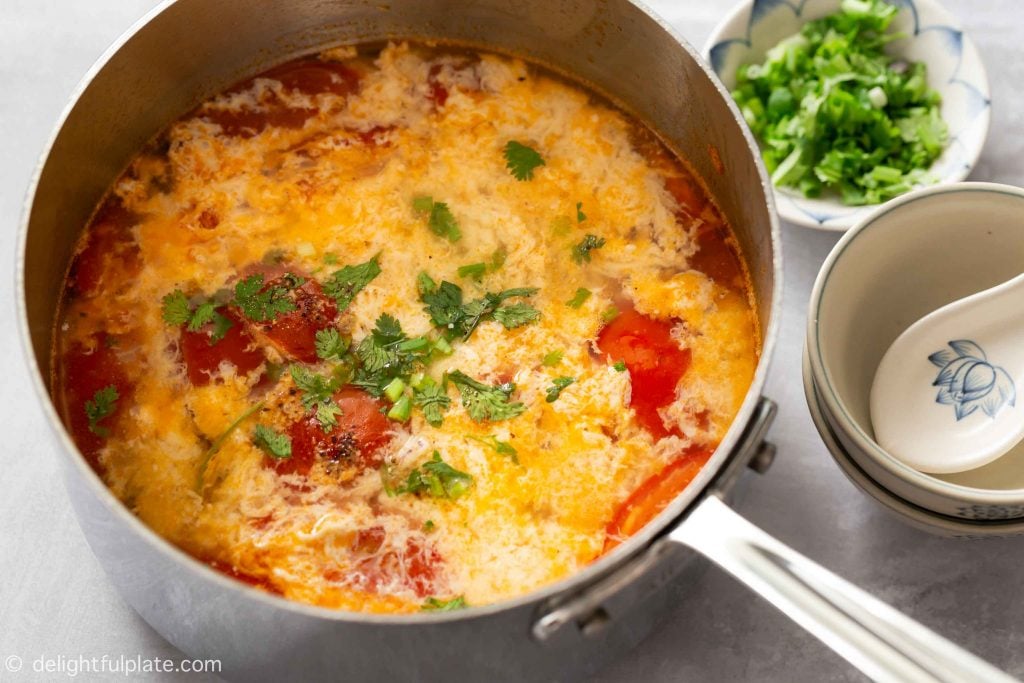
[929,340,1016,421]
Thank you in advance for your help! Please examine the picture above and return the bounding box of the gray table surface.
[2,1,1023,681]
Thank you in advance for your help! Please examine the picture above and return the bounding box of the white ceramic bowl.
[806,182,1024,520]
[703,0,990,231]
[803,346,1024,539]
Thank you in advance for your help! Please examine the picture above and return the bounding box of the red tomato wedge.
[664,174,708,217]
[69,196,140,297]
[688,222,746,293]
[603,448,713,552]
[277,387,393,476]
[350,527,441,598]
[597,308,691,439]
[426,64,449,107]
[180,309,265,386]
[665,173,746,292]
[202,106,317,138]
[261,59,361,97]
[251,276,338,364]
[59,333,132,472]
[199,59,360,137]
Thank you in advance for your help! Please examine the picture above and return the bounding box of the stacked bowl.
[804,183,1024,537]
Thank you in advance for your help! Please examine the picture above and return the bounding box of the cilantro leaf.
[351,314,425,397]
[373,313,404,343]
[413,379,451,428]
[571,234,606,264]
[468,434,518,464]
[315,328,349,361]
[233,274,297,322]
[421,280,466,329]
[576,201,587,223]
[422,595,468,611]
[162,290,191,325]
[494,287,539,300]
[492,302,540,329]
[601,306,620,323]
[490,247,507,271]
[503,140,545,181]
[209,311,234,345]
[289,364,337,409]
[545,376,575,403]
[566,288,591,309]
[315,401,343,432]
[542,350,563,367]
[188,301,217,332]
[417,271,438,297]
[730,0,947,205]
[421,280,540,340]
[162,289,233,345]
[253,424,292,459]
[448,370,526,422]
[429,202,462,242]
[85,385,119,437]
[414,197,462,242]
[397,451,473,499]
[323,256,381,312]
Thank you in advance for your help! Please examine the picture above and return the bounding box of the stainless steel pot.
[15,1,1015,681]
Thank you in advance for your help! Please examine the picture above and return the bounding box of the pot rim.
[15,0,782,625]
[806,181,1024,506]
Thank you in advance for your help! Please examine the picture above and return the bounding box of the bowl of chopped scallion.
[703,0,990,230]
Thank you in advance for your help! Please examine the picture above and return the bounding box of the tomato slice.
[664,173,746,292]
[350,527,441,598]
[277,387,393,476]
[201,106,317,138]
[198,59,360,138]
[426,64,449,107]
[664,173,708,217]
[180,309,265,386]
[597,308,691,438]
[69,196,140,297]
[603,447,713,552]
[689,222,746,293]
[248,275,338,364]
[261,58,360,97]
[58,333,132,472]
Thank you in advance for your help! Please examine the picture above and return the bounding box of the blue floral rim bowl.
[702,0,991,231]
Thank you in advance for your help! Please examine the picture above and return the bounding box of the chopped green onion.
[384,378,407,403]
[730,0,947,206]
[388,395,412,421]
[432,337,453,356]
[398,336,430,352]
[566,288,591,309]
[458,262,487,280]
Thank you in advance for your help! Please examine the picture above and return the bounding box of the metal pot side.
[17,1,780,680]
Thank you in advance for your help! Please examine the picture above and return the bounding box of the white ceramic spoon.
[870,274,1024,474]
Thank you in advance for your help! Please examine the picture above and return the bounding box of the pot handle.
[669,495,1017,683]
